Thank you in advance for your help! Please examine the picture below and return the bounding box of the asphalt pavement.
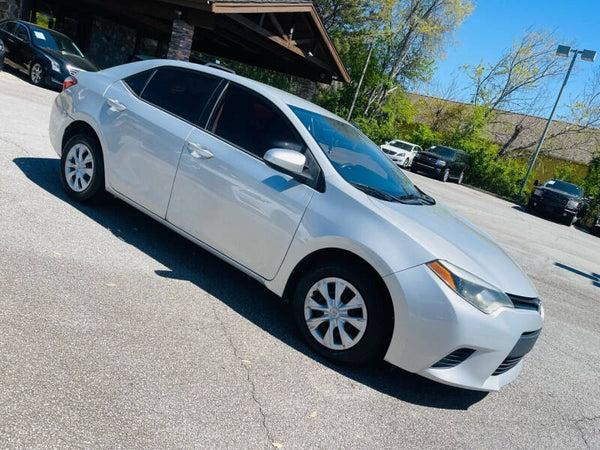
[1,69,599,449]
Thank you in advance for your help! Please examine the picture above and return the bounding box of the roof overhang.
[69,0,349,83]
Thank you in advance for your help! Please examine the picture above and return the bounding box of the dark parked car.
[411,145,469,183]
[0,20,98,88]
[0,37,5,71]
[592,212,600,236]
[526,179,588,226]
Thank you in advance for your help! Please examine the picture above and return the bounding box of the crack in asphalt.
[573,415,600,449]
[210,301,275,446]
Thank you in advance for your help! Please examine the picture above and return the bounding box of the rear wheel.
[457,171,464,184]
[292,261,392,364]
[60,133,105,202]
[30,62,44,86]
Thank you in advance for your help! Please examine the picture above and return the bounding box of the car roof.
[432,145,465,154]
[16,20,72,40]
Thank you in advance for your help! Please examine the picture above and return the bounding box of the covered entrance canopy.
[60,0,350,83]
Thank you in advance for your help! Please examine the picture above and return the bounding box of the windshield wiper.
[350,182,399,202]
[350,183,429,205]
[415,186,436,205]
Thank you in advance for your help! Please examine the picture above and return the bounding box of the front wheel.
[30,62,45,86]
[292,261,392,365]
[457,171,464,184]
[60,133,105,202]
[441,168,450,182]
[564,214,577,226]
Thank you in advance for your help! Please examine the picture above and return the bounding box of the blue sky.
[421,0,600,118]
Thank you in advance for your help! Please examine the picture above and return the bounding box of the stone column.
[167,18,194,61]
[0,0,22,21]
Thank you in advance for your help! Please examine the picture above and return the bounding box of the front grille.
[432,348,475,368]
[383,148,395,155]
[508,294,541,312]
[493,356,522,375]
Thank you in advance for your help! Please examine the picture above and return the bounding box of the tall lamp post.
[518,45,596,198]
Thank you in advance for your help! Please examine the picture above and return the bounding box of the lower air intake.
[432,348,475,368]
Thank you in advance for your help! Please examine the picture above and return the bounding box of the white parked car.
[381,139,421,168]
[49,60,543,391]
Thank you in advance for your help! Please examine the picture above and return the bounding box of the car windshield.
[290,106,427,203]
[427,146,457,159]
[30,27,83,57]
[390,141,413,151]
[543,180,582,196]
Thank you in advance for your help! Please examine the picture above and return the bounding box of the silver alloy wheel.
[304,277,368,350]
[31,63,43,84]
[442,168,450,182]
[458,171,464,184]
[65,143,95,192]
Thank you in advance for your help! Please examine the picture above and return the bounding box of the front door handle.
[187,142,213,159]
[106,98,127,112]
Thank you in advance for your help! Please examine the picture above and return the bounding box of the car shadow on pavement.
[14,157,488,410]
[554,262,600,289]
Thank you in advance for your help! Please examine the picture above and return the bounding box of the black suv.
[0,20,98,88]
[411,145,469,183]
[526,179,587,226]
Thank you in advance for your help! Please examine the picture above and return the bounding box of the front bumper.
[412,160,443,176]
[528,198,577,219]
[383,264,543,391]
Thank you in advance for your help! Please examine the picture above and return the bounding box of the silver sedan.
[49,60,543,391]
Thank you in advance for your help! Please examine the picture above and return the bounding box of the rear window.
[123,70,155,96]
[141,67,221,125]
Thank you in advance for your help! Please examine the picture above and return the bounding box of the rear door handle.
[187,142,213,159]
[106,98,127,112]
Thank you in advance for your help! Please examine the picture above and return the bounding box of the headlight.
[435,160,447,167]
[427,260,514,314]
[566,199,580,209]
[47,56,61,72]
[532,188,543,197]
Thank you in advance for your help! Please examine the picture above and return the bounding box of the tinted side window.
[15,24,29,41]
[141,67,220,125]
[209,84,320,183]
[209,84,303,159]
[2,22,16,34]
[123,69,155,96]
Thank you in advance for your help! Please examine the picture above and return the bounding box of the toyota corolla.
[49,60,543,391]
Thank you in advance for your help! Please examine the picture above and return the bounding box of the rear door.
[167,83,317,279]
[11,23,31,69]
[99,66,222,218]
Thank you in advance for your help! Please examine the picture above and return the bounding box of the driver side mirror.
[533,180,539,186]
[264,148,306,175]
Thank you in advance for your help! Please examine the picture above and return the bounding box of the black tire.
[441,168,450,182]
[60,133,105,202]
[29,61,45,86]
[292,261,393,365]
[564,214,577,226]
[525,201,533,213]
[457,171,464,185]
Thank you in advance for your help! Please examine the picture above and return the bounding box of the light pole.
[518,45,597,198]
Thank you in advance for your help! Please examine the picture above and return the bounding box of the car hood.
[42,48,99,71]
[416,151,451,162]
[371,198,538,298]
[382,145,408,154]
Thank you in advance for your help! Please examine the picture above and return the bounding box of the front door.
[99,67,221,218]
[167,83,317,279]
